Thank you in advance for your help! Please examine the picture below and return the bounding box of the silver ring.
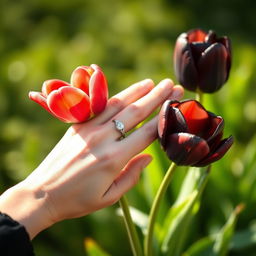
[112,120,126,140]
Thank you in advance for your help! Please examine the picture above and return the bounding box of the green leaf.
[84,238,111,256]
[116,206,148,235]
[160,167,210,256]
[183,237,215,256]
[184,204,244,256]
[142,141,171,225]
[117,205,164,243]
[213,204,245,256]
[239,134,256,197]
[143,141,169,203]
[161,191,198,255]
[160,192,197,242]
[176,167,207,204]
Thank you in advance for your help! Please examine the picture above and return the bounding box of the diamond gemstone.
[115,120,124,130]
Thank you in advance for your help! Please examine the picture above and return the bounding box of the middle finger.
[91,79,155,125]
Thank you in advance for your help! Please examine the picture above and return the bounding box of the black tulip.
[173,29,231,93]
[158,99,234,166]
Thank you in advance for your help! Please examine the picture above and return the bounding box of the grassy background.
[0,0,256,255]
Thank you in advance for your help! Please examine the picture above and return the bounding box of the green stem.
[144,162,177,256]
[119,196,143,256]
[195,89,204,104]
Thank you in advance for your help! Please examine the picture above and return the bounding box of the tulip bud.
[29,64,108,123]
[158,99,233,166]
[173,29,231,93]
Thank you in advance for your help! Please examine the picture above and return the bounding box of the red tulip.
[29,64,108,123]
[158,99,233,166]
[173,29,231,93]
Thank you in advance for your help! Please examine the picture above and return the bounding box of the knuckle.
[108,97,124,112]
[84,134,97,148]
[83,128,102,148]
[129,104,143,119]
[99,151,118,170]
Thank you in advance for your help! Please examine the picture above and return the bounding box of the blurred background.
[0,0,256,255]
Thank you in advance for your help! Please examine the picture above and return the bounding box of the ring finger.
[106,79,177,141]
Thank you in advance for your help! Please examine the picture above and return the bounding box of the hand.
[0,78,184,239]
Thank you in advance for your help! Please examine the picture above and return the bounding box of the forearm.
[0,181,53,240]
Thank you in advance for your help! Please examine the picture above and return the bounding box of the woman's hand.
[0,78,183,239]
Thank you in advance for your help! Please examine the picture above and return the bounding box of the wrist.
[0,181,53,240]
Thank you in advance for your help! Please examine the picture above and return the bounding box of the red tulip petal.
[177,100,210,138]
[29,91,49,111]
[196,136,234,167]
[165,133,210,166]
[89,68,108,115]
[42,79,70,96]
[174,34,198,91]
[158,100,188,149]
[206,114,224,145]
[29,91,69,122]
[70,66,93,95]
[90,64,102,72]
[198,42,229,93]
[169,100,180,108]
[187,29,208,42]
[47,86,91,123]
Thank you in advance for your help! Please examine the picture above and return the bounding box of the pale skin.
[0,78,184,240]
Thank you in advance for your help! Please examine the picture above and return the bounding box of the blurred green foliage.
[0,0,256,255]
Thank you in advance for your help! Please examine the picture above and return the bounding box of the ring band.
[113,120,126,140]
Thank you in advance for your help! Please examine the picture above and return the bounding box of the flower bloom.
[173,28,231,93]
[158,99,233,166]
[29,64,108,123]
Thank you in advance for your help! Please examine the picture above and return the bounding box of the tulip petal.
[90,64,102,72]
[29,91,69,122]
[190,42,210,63]
[205,30,217,44]
[187,29,208,42]
[206,114,224,146]
[169,100,180,108]
[198,42,229,93]
[47,86,91,123]
[177,100,210,138]
[158,100,188,149]
[29,91,49,111]
[165,133,210,166]
[89,68,108,115]
[196,136,234,167]
[218,37,232,59]
[70,66,93,95]
[174,34,198,91]
[42,79,70,96]
[218,37,232,77]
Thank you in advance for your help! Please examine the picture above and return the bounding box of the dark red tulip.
[158,99,233,166]
[173,29,231,93]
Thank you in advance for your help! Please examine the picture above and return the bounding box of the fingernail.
[142,79,154,88]
[171,87,184,99]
